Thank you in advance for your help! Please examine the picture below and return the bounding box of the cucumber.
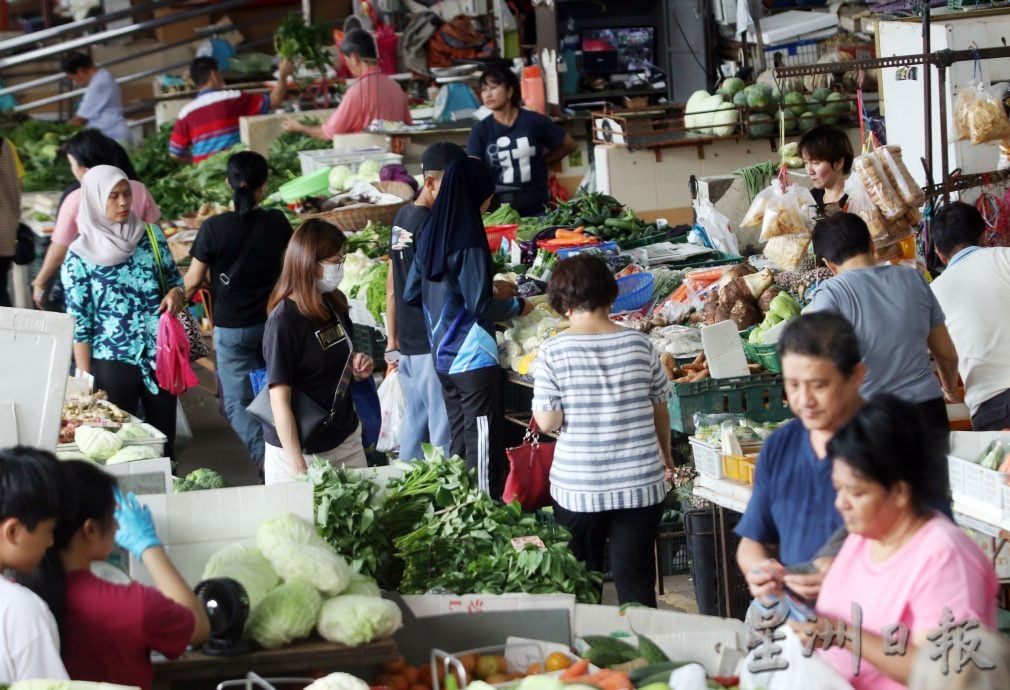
[582,635,640,667]
[636,635,670,663]
[630,662,698,687]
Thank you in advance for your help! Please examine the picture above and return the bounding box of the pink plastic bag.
[156,312,199,396]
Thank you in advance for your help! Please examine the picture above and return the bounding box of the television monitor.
[580,26,655,75]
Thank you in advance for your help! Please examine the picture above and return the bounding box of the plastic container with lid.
[521,65,546,115]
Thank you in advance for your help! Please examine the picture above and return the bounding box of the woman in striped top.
[532,254,674,606]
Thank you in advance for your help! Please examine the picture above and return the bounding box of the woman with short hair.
[532,254,674,606]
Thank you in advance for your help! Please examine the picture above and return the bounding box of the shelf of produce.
[693,474,753,515]
[152,637,398,689]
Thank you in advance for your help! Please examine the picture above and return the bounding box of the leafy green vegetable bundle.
[275,14,332,75]
[0,116,78,192]
[308,447,604,602]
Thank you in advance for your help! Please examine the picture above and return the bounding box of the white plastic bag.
[375,369,405,453]
[693,198,740,256]
[740,625,856,690]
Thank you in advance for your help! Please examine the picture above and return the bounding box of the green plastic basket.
[667,372,792,434]
[618,230,668,250]
[740,328,782,374]
[278,167,332,203]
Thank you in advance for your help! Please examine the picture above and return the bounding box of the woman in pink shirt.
[32,130,159,309]
[794,394,998,690]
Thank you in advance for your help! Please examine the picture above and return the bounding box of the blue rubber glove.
[114,488,161,560]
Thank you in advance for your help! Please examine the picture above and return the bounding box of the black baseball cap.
[421,142,467,175]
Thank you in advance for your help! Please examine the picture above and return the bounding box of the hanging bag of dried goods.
[765,234,812,271]
[844,174,889,240]
[877,145,925,208]
[966,82,1010,144]
[760,183,815,242]
[853,151,906,220]
[740,184,774,229]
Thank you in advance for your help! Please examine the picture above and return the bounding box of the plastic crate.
[722,454,757,484]
[486,224,518,252]
[689,437,725,478]
[949,455,1006,513]
[618,230,669,250]
[741,337,782,374]
[658,531,691,576]
[689,437,761,479]
[668,236,744,268]
[669,373,792,434]
[298,148,403,175]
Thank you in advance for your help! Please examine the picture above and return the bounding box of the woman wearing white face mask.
[260,219,374,483]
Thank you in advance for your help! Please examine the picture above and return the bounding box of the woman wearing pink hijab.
[62,165,184,458]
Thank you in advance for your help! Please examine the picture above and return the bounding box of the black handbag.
[14,223,35,265]
[246,330,355,449]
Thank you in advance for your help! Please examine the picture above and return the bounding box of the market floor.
[179,362,701,614]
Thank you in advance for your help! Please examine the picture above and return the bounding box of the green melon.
[798,111,819,131]
[748,112,775,138]
[784,91,807,116]
[777,110,797,134]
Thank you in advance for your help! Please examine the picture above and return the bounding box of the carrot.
[597,674,633,690]
[560,659,590,680]
[686,267,729,282]
[669,284,689,303]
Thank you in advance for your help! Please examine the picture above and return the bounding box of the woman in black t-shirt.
[183,152,293,470]
[260,219,374,483]
[798,124,854,219]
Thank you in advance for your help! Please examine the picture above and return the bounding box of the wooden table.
[152,637,399,690]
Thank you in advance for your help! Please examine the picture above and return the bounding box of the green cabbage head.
[201,544,280,609]
[316,594,402,646]
[75,426,123,461]
[246,580,322,648]
[256,513,352,595]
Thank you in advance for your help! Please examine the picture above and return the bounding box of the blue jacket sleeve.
[453,247,521,322]
[61,254,95,343]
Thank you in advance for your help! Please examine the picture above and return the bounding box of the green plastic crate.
[668,373,792,434]
[618,230,668,250]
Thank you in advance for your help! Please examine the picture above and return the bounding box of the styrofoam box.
[949,431,1010,518]
[299,147,403,175]
[57,421,167,457]
[689,437,762,480]
[128,481,313,587]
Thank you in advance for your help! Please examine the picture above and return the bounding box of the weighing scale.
[431,66,481,122]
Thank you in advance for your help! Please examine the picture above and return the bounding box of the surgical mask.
[316,262,343,293]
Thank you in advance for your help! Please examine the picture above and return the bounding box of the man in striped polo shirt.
[169,57,293,163]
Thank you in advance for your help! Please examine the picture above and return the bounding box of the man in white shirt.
[930,201,1010,431]
[61,51,129,143]
[0,448,69,682]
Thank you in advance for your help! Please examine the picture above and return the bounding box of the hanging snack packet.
[878,146,925,208]
[844,174,888,239]
[760,184,815,242]
[740,185,773,228]
[853,153,906,220]
[764,234,811,271]
[953,84,977,142]
[966,82,1010,144]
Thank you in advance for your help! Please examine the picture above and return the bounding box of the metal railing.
[1,1,308,115]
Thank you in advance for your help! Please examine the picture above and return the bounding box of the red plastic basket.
[486,224,518,252]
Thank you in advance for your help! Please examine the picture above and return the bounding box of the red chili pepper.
[710,676,739,688]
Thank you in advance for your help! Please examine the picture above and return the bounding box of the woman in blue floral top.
[62,165,185,457]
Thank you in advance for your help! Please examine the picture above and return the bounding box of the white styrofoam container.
[298,147,403,175]
[128,481,313,587]
[58,421,168,458]
[0,308,74,449]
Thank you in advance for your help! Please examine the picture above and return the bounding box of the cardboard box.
[128,482,313,587]
[154,7,210,45]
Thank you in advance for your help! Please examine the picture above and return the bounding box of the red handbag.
[503,419,555,510]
